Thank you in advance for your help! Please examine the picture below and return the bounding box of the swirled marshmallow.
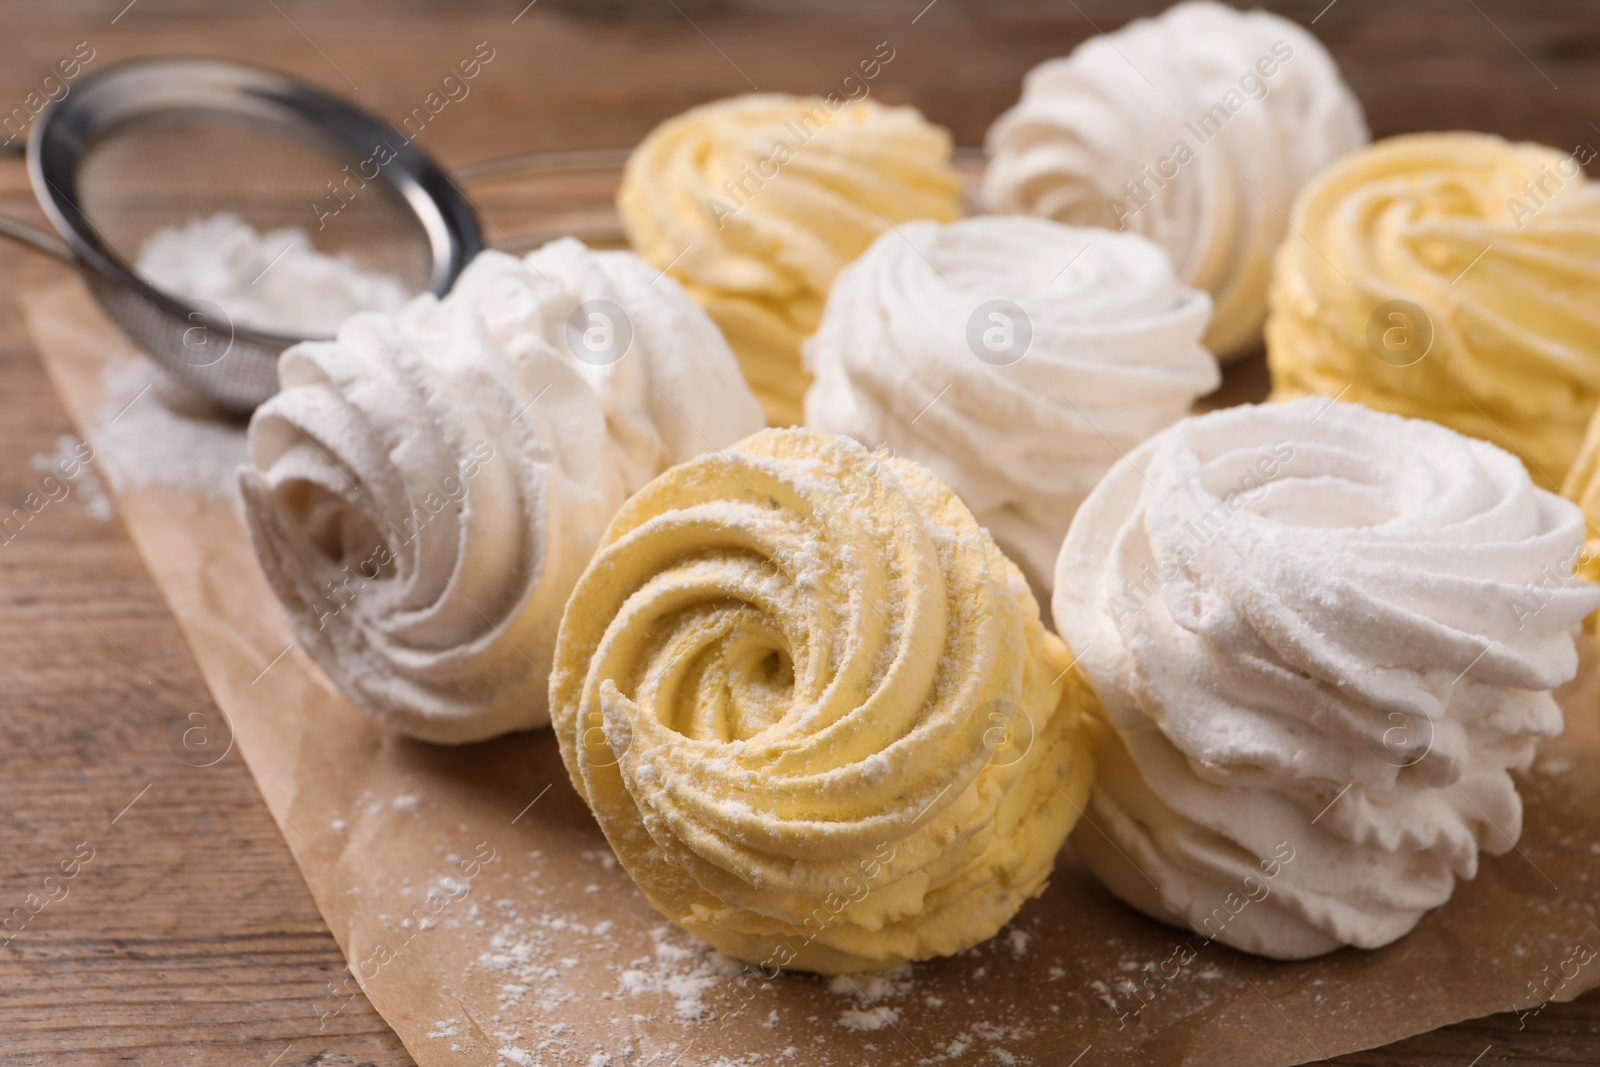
[1268,132,1600,489]
[803,215,1218,596]
[619,93,963,425]
[1560,406,1600,641]
[550,428,1094,974]
[241,238,764,743]
[984,0,1367,359]
[1053,399,1599,958]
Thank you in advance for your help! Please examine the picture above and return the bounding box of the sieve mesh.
[23,58,484,417]
[76,111,434,292]
[65,113,435,411]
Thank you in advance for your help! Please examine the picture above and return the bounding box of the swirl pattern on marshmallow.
[1268,132,1600,490]
[619,93,963,426]
[804,215,1219,596]
[1053,399,1599,958]
[984,0,1366,360]
[241,239,764,743]
[550,428,1092,975]
[1560,407,1600,637]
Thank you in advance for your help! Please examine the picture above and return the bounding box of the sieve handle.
[452,148,633,248]
[451,147,633,185]
[0,145,73,263]
[0,216,74,263]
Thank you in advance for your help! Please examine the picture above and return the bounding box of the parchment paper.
[24,277,1600,1067]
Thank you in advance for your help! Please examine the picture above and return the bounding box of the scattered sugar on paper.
[837,1005,900,1032]
[31,433,113,521]
[1537,754,1575,777]
[425,846,1049,1066]
[136,212,410,336]
[614,926,745,1020]
[92,356,247,501]
[827,964,915,1005]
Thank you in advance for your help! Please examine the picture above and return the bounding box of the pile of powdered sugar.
[91,355,247,501]
[135,212,410,336]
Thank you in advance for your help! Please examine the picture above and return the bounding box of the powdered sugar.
[614,928,745,1020]
[30,433,112,521]
[418,849,1046,1067]
[135,212,410,336]
[827,965,915,1004]
[837,1005,899,1032]
[91,355,247,501]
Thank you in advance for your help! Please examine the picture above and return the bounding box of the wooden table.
[1,1,1597,1063]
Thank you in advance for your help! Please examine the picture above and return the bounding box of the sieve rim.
[25,56,484,349]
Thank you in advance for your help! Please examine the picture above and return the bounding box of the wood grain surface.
[1,1,1598,1064]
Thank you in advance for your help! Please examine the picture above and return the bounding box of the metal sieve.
[0,58,490,416]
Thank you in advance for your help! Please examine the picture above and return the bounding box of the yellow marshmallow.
[548,428,1092,975]
[1267,132,1600,489]
[1561,407,1600,634]
[618,94,963,426]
